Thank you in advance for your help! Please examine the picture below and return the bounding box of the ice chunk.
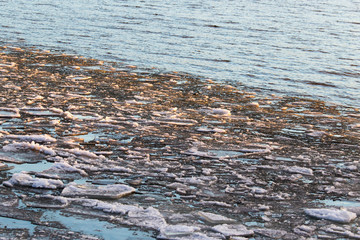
[182,147,219,159]
[159,224,200,238]
[196,127,226,133]
[80,199,142,215]
[304,208,357,223]
[251,187,267,194]
[37,162,88,179]
[5,134,56,143]
[175,176,217,185]
[156,118,198,126]
[126,206,167,230]
[23,195,69,208]
[211,224,254,237]
[293,225,316,237]
[284,166,313,176]
[254,228,288,239]
[68,148,103,159]
[210,108,231,116]
[61,183,136,199]
[198,211,236,224]
[0,162,13,171]
[3,172,64,189]
[3,141,56,156]
[0,107,20,118]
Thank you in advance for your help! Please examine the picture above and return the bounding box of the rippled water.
[0,0,359,107]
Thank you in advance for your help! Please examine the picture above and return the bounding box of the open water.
[0,0,359,107]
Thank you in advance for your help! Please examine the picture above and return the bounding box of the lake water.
[0,0,359,107]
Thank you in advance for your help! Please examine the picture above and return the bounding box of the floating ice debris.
[79,199,141,215]
[196,127,226,133]
[3,141,56,156]
[0,162,13,171]
[251,187,268,194]
[307,130,327,137]
[3,172,64,189]
[37,162,88,179]
[165,233,221,240]
[199,201,232,208]
[320,224,360,238]
[68,148,104,159]
[23,195,69,208]
[248,102,260,107]
[254,228,288,239]
[304,208,357,223]
[126,206,167,230]
[0,107,20,118]
[21,107,63,116]
[0,154,22,163]
[156,118,198,126]
[175,176,217,185]
[4,134,56,143]
[283,166,313,176]
[182,147,219,159]
[209,108,231,116]
[198,211,236,224]
[211,224,254,237]
[293,225,316,237]
[61,183,136,199]
[63,111,75,120]
[159,225,200,238]
[70,111,103,121]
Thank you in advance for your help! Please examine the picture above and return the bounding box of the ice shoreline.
[1,45,360,239]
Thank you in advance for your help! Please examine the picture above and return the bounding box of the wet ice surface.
[1,46,360,239]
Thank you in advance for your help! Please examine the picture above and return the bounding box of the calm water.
[0,0,359,107]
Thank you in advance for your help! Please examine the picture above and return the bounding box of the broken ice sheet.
[3,141,56,156]
[254,228,288,239]
[61,182,136,199]
[3,172,64,189]
[304,208,357,223]
[0,107,20,118]
[197,211,236,224]
[283,166,313,176]
[35,162,88,180]
[23,195,69,208]
[4,134,57,143]
[211,224,254,237]
[159,224,200,238]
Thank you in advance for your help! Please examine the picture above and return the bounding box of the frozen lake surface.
[0,0,359,107]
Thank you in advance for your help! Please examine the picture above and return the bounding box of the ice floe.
[283,166,313,176]
[197,211,236,224]
[61,182,136,199]
[3,172,64,189]
[304,208,357,223]
[211,224,254,237]
[4,134,56,143]
[3,141,56,156]
[0,107,20,118]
